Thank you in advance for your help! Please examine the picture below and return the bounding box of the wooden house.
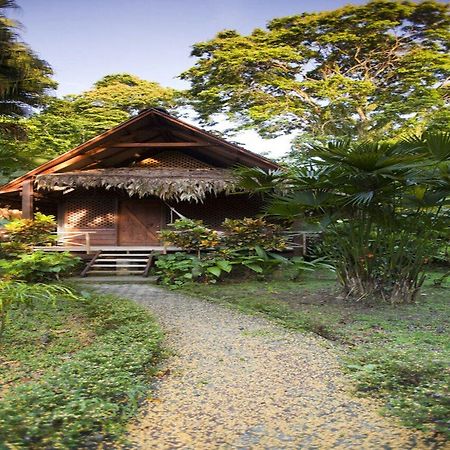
[0,108,278,256]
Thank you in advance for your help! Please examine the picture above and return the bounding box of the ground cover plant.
[0,287,163,448]
[0,281,75,339]
[181,271,450,440]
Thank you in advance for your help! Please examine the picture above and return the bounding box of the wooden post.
[21,180,34,219]
[85,232,91,254]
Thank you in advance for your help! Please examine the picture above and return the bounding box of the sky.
[10,0,366,158]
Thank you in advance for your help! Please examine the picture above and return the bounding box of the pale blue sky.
[11,0,367,157]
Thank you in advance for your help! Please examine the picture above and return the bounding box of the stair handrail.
[81,250,102,277]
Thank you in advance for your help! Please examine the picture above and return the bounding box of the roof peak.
[139,107,171,115]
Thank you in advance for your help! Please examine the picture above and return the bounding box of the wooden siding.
[56,191,263,247]
[58,192,119,246]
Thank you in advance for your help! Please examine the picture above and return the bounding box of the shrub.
[221,218,287,251]
[245,134,450,303]
[0,213,57,258]
[154,252,233,287]
[0,251,81,282]
[3,212,56,245]
[159,218,220,254]
[155,252,202,287]
[321,220,436,303]
[159,217,288,253]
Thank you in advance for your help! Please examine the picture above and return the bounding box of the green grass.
[0,288,163,449]
[181,270,450,439]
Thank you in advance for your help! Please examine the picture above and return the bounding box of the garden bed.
[180,270,450,440]
[0,287,163,448]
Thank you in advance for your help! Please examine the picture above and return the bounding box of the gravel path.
[92,283,434,450]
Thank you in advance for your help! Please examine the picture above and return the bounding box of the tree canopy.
[0,0,55,119]
[181,0,450,143]
[0,0,55,182]
[19,73,180,163]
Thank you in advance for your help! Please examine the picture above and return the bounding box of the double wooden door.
[118,199,164,245]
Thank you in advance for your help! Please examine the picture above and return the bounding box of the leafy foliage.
[157,217,311,287]
[221,218,287,251]
[155,249,328,288]
[182,1,450,142]
[155,252,233,288]
[2,212,56,245]
[0,290,163,448]
[159,217,288,252]
[159,218,221,253]
[19,73,180,163]
[154,252,202,287]
[0,212,57,257]
[321,221,436,303]
[0,0,55,118]
[0,1,56,180]
[0,251,81,282]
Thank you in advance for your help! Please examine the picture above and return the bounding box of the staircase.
[81,250,158,277]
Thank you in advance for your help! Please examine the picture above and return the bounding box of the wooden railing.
[281,231,323,255]
[52,231,97,253]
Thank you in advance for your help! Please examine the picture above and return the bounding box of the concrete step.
[100,253,152,257]
[95,258,149,262]
[81,250,157,277]
[88,270,145,275]
[91,264,147,268]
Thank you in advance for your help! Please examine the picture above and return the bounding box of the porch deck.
[34,245,181,254]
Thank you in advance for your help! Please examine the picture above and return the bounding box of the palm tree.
[236,133,450,303]
[0,0,55,119]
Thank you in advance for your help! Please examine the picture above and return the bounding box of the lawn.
[0,287,163,449]
[181,269,450,439]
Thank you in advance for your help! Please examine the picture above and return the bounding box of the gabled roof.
[0,108,279,195]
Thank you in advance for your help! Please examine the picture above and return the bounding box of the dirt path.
[92,283,433,450]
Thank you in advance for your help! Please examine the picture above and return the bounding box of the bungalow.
[0,108,278,262]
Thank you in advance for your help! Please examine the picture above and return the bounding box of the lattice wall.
[136,151,212,169]
[65,195,116,229]
[167,195,263,229]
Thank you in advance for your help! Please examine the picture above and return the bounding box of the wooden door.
[119,199,163,245]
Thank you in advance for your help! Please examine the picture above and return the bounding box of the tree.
[236,132,450,303]
[0,0,55,119]
[0,0,55,181]
[22,73,180,161]
[181,1,450,143]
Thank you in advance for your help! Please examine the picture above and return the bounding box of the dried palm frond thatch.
[35,168,239,202]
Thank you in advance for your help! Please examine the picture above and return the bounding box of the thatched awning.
[35,168,239,202]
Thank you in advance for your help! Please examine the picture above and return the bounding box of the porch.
[33,232,182,278]
[34,230,180,254]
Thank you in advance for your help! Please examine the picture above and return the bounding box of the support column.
[21,179,34,219]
